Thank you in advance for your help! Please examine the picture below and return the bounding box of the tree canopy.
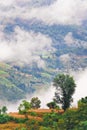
[53,74,76,111]
[30,97,41,109]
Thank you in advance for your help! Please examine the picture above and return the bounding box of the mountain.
[0,60,55,101]
[0,0,87,101]
[1,21,87,101]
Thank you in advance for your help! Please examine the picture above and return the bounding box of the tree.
[47,101,59,109]
[78,96,87,108]
[30,97,41,109]
[18,100,31,118]
[53,74,76,111]
[77,97,87,121]
[1,106,7,114]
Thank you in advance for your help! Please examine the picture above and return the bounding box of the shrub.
[29,111,37,116]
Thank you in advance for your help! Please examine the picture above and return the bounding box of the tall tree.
[53,74,76,111]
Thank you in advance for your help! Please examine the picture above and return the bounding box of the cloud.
[0,27,53,68]
[0,0,87,26]
[30,0,87,25]
[64,32,87,48]
[0,0,14,6]
[59,54,70,64]
[71,69,87,106]
[64,32,74,45]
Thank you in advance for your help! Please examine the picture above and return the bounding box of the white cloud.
[72,69,87,106]
[64,32,87,48]
[0,27,53,67]
[0,0,87,25]
[59,54,70,63]
[64,32,74,45]
[30,0,87,25]
[0,0,14,6]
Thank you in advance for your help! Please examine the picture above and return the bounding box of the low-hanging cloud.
[0,27,53,67]
[26,0,87,25]
[6,69,87,111]
[0,0,87,25]
[64,32,87,48]
[71,69,87,107]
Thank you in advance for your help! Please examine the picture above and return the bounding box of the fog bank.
[1,69,87,112]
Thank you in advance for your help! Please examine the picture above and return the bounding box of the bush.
[25,119,40,130]
[29,111,37,116]
[42,113,59,128]
[0,114,12,123]
[13,118,28,123]
[39,126,52,130]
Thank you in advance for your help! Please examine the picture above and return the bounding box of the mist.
[1,68,86,112]
[0,27,53,68]
[72,69,87,106]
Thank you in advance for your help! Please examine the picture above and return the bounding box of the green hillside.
[0,62,53,101]
[0,63,32,101]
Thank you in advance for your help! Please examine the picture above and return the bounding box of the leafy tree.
[78,96,87,108]
[30,97,41,109]
[47,101,59,109]
[18,100,31,118]
[53,74,76,111]
[1,106,7,114]
[77,97,87,121]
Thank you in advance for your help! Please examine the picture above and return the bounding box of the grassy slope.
[0,62,34,101]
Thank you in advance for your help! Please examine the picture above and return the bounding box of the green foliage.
[53,74,76,111]
[30,97,41,109]
[29,111,37,116]
[47,101,59,109]
[13,118,28,123]
[1,106,7,114]
[43,112,59,129]
[78,96,87,108]
[0,106,8,115]
[60,109,79,130]
[39,126,51,130]
[18,100,31,114]
[77,121,87,130]
[0,114,12,123]
[25,119,40,130]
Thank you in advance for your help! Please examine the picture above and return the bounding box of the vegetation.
[30,97,41,109]
[1,106,8,114]
[53,74,76,111]
[0,69,86,130]
[0,96,87,129]
[18,100,31,115]
[47,101,59,109]
[0,106,8,115]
